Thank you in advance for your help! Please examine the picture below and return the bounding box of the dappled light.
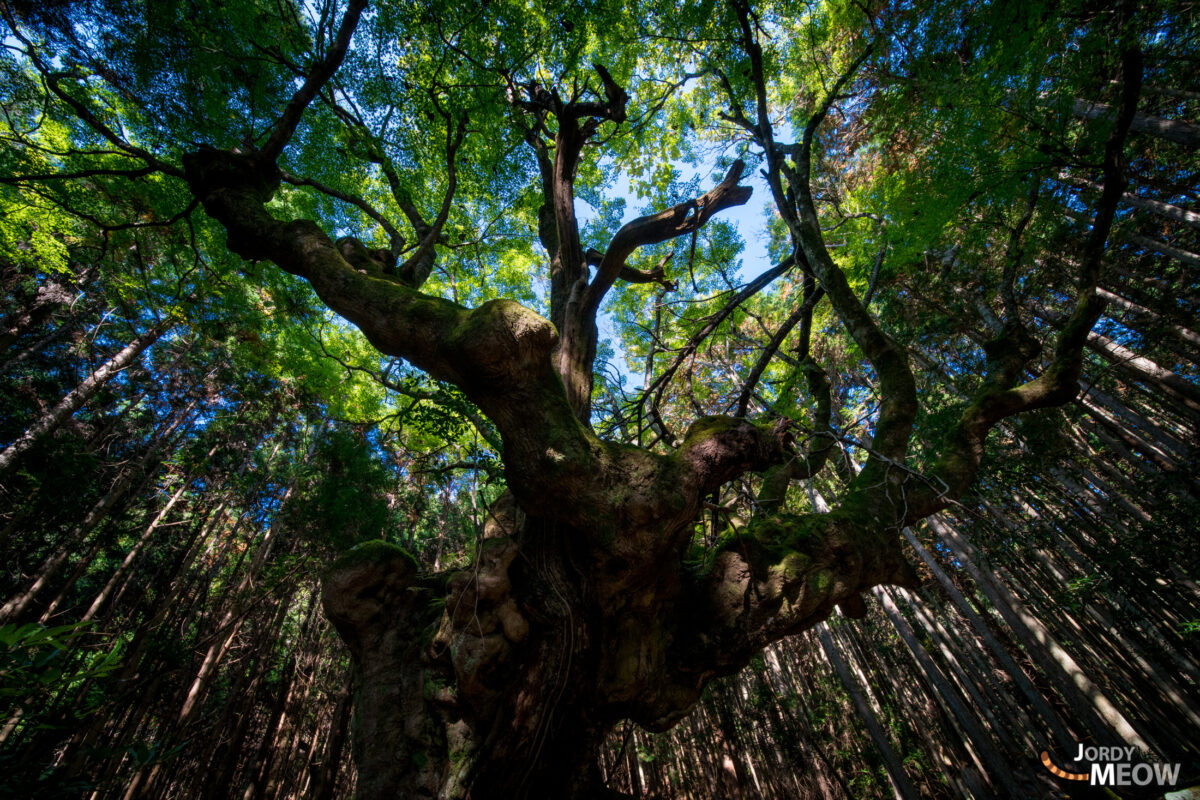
[0,0,1197,798]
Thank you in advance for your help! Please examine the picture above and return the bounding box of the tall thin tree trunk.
[131,430,310,799]
[0,318,71,376]
[816,623,921,800]
[0,272,81,352]
[0,396,190,623]
[928,514,1151,751]
[1096,287,1200,351]
[900,526,1080,753]
[311,669,354,800]
[0,320,170,473]
[38,402,200,622]
[876,588,1021,797]
[1071,97,1200,147]
[79,478,191,623]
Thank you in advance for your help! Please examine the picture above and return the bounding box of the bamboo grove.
[0,0,1198,797]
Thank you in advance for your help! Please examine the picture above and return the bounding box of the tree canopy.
[1,0,1198,797]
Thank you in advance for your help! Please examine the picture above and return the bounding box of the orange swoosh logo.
[1041,750,1088,781]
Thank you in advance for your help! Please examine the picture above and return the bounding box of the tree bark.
[0,319,170,474]
[899,526,1080,753]
[0,270,81,352]
[926,514,1150,751]
[816,623,921,800]
[160,22,1145,796]
[0,395,191,623]
[1096,286,1200,353]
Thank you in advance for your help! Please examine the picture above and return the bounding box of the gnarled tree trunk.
[163,5,1144,795]
[321,493,917,800]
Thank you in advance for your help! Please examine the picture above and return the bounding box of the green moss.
[404,293,458,321]
[422,673,448,699]
[771,552,813,584]
[448,299,500,341]
[681,415,742,445]
[809,570,832,593]
[449,744,471,768]
[328,539,418,574]
[747,513,825,558]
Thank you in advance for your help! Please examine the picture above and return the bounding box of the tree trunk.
[1082,328,1200,414]
[323,530,616,800]
[876,588,1021,797]
[252,591,322,800]
[1034,305,1200,415]
[899,526,1080,753]
[0,396,191,623]
[0,271,81,352]
[79,475,190,623]
[927,514,1150,751]
[1064,175,1200,231]
[0,319,170,473]
[816,623,921,800]
[1125,231,1200,269]
[0,318,71,376]
[1079,382,1191,461]
[37,400,200,622]
[1098,286,1200,351]
[310,670,354,800]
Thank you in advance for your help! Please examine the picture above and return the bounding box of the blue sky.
[576,155,779,387]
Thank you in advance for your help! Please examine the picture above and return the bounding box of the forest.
[0,0,1197,797]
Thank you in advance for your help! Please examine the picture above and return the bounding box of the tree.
[1,0,1190,797]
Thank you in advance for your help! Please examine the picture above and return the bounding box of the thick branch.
[756,359,835,512]
[729,2,912,503]
[518,63,630,298]
[586,249,677,289]
[565,63,629,124]
[640,508,917,726]
[586,161,752,314]
[1000,183,1039,326]
[788,147,916,499]
[674,416,793,497]
[182,149,607,523]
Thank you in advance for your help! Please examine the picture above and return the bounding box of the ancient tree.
[1,0,1159,796]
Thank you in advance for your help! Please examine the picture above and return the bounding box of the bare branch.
[259,0,368,163]
[585,160,753,314]
[733,285,825,417]
[280,170,405,248]
[640,255,797,421]
[1000,181,1039,325]
[396,113,468,287]
[908,45,1144,521]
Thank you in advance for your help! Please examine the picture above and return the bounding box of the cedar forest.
[0,0,1197,798]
